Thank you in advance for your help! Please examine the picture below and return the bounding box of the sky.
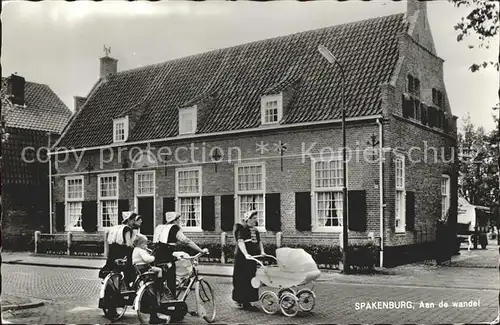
[2,0,499,133]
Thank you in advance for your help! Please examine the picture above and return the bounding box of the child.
[132,234,163,282]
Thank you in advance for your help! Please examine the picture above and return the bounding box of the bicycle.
[99,257,168,322]
[134,251,216,324]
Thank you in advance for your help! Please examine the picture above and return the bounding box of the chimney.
[73,96,87,113]
[7,74,26,106]
[99,56,118,79]
[407,0,428,18]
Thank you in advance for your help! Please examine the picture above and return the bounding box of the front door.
[137,197,154,236]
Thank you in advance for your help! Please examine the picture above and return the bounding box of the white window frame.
[175,166,202,232]
[261,93,283,125]
[235,162,266,232]
[98,173,119,230]
[113,116,129,143]
[394,154,406,233]
[179,106,198,135]
[311,155,345,233]
[65,176,84,231]
[441,174,450,220]
[134,170,156,233]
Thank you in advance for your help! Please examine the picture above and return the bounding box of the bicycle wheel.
[198,279,216,323]
[135,282,173,324]
[101,273,127,321]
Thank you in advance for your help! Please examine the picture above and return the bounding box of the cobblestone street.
[1,263,497,324]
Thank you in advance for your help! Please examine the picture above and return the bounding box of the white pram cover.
[275,247,318,273]
[173,251,192,283]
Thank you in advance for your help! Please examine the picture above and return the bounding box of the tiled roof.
[58,13,408,149]
[3,79,72,134]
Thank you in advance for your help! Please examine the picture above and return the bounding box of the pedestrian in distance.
[232,210,266,311]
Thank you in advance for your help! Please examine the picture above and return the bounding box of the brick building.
[1,74,72,249]
[50,1,458,266]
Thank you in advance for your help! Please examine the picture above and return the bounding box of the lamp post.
[318,44,350,274]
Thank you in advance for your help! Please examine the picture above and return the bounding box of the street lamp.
[318,44,350,274]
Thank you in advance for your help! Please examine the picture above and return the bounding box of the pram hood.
[275,247,319,273]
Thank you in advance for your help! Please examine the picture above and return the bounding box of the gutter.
[49,114,383,156]
[376,118,384,268]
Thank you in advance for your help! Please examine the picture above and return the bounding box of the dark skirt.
[154,243,177,298]
[232,251,259,304]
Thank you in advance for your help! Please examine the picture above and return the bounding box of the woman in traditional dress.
[232,210,265,311]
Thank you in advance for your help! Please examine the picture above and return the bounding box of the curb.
[1,301,45,312]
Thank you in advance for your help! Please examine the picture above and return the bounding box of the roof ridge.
[113,12,405,77]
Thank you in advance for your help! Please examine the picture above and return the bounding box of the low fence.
[33,231,381,271]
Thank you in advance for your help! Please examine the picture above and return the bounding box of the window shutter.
[265,193,281,232]
[220,195,235,232]
[55,202,65,232]
[428,106,436,128]
[118,199,129,225]
[348,190,367,232]
[162,197,176,223]
[420,103,428,125]
[405,191,415,231]
[402,94,413,118]
[201,196,216,231]
[295,192,311,231]
[82,201,98,233]
[439,111,445,129]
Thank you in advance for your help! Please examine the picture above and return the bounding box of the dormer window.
[113,116,129,143]
[179,106,197,135]
[261,94,283,125]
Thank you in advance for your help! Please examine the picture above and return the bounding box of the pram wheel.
[296,289,316,312]
[279,292,299,317]
[259,291,279,315]
[277,288,296,298]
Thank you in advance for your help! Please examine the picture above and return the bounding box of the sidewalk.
[2,251,498,291]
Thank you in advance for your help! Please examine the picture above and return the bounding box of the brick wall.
[52,122,386,245]
[381,14,458,248]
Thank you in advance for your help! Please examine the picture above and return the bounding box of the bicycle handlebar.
[176,251,208,261]
[245,254,277,267]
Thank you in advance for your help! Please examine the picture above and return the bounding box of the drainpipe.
[376,118,384,267]
[48,132,53,234]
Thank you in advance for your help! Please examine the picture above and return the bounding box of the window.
[136,171,155,196]
[235,163,265,230]
[113,116,129,143]
[406,75,421,120]
[441,175,450,220]
[98,173,119,229]
[261,94,283,125]
[395,155,406,232]
[311,157,344,232]
[65,176,84,230]
[179,106,197,135]
[176,167,202,230]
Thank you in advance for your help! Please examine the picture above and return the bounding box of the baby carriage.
[249,247,321,317]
